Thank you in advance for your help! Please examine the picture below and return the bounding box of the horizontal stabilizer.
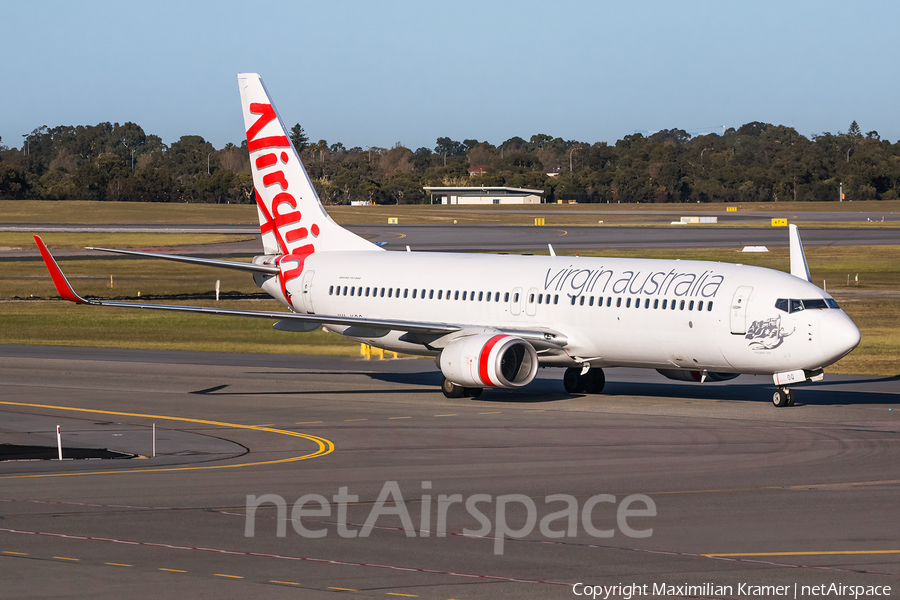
[86,247,280,274]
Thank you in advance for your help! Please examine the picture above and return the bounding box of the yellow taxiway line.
[0,401,334,479]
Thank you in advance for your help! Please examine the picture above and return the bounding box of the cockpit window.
[803,299,828,310]
[775,297,840,313]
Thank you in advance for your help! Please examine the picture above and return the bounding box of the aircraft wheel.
[785,389,795,407]
[563,367,585,394]
[465,387,484,398]
[442,377,464,398]
[583,368,606,394]
[772,388,790,408]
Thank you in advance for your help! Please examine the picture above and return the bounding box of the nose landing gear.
[772,387,795,407]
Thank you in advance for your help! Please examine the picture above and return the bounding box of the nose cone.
[819,310,861,365]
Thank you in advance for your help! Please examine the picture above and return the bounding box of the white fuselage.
[257,251,859,376]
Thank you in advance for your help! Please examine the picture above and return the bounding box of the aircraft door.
[510,286,522,316]
[525,287,538,316]
[729,285,753,334]
[299,270,316,314]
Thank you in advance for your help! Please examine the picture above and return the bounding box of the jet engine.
[440,334,538,388]
[656,369,740,383]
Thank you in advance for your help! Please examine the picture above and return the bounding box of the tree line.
[1,119,898,204]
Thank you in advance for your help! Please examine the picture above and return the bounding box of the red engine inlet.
[440,334,538,388]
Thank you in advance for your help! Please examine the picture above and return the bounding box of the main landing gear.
[441,377,483,399]
[772,387,795,408]
[563,367,606,394]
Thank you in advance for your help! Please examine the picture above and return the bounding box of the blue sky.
[2,0,897,151]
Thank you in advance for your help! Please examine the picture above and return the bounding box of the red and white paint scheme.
[35,74,861,407]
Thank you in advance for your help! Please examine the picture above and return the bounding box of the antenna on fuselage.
[789,224,811,282]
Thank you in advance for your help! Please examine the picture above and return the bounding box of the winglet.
[788,224,812,282]
[34,235,89,304]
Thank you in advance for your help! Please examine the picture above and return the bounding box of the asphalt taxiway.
[1,345,898,599]
[5,224,900,260]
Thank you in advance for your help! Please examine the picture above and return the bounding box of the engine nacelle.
[440,334,538,388]
[656,369,740,383]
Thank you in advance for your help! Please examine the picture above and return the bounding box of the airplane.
[34,73,861,408]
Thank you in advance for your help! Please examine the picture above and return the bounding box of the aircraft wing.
[35,236,567,348]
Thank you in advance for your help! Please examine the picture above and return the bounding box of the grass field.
[3,199,899,227]
[0,232,252,250]
[5,246,898,299]
[1,296,894,375]
[1,200,897,375]
[2,246,898,375]
[0,299,359,356]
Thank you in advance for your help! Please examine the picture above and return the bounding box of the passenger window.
[671,300,677,310]
[471,290,475,301]
[538,295,543,305]
[653,299,658,309]
[342,286,348,295]
[454,291,459,300]
[571,296,577,306]
[329,285,334,295]
[514,292,520,302]
[403,289,408,298]
[626,298,631,308]
[554,294,559,304]
[462,291,467,301]
[579,296,585,306]
[412,289,417,299]
[589,296,594,306]
[350,287,355,297]
[698,301,703,311]
[644,298,650,308]
[616,297,621,307]
[505,292,510,302]
[607,297,612,307]
[496,292,501,302]
[388,288,393,298]
[707,301,713,311]
[478,291,483,301]
[662,299,667,309]
[679,300,685,310]
[380,288,385,297]
[689,300,694,310]
[437,290,443,300]
[485,292,491,301]
[365,287,370,297]
[529,293,535,303]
